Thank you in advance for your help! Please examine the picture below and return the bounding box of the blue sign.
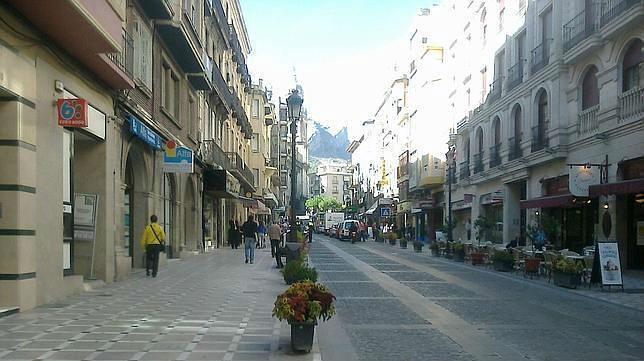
[163,145,194,173]
[128,115,163,150]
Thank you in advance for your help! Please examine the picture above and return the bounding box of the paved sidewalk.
[0,247,320,361]
[367,240,644,312]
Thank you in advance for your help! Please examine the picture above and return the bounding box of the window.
[421,37,427,44]
[480,67,487,103]
[161,63,180,119]
[188,95,196,137]
[252,168,260,186]
[132,13,152,88]
[581,66,599,110]
[251,133,259,152]
[482,25,487,43]
[514,106,522,140]
[466,88,471,108]
[252,99,260,118]
[622,39,643,92]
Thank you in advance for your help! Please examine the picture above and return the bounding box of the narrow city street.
[310,235,644,361]
[3,235,644,361]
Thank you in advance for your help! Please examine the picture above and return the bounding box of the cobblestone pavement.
[310,235,644,361]
[0,248,320,361]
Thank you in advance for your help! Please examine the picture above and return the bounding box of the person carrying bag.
[140,215,166,278]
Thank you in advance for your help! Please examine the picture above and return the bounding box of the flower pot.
[413,243,423,252]
[471,253,484,265]
[290,322,315,353]
[493,261,513,272]
[553,271,582,289]
[399,240,407,249]
[388,239,396,246]
[524,257,540,275]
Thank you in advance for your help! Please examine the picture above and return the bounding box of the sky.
[240,0,435,138]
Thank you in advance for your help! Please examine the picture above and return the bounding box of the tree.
[305,195,342,213]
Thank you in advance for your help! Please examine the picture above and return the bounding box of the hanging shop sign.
[128,114,163,150]
[569,165,601,197]
[163,140,194,173]
[380,206,392,218]
[57,98,88,127]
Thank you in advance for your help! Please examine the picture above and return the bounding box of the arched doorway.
[123,146,148,268]
[162,174,177,258]
[184,179,197,252]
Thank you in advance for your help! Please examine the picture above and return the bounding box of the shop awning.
[588,178,644,197]
[365,202,378,215]
[520,194,575,209]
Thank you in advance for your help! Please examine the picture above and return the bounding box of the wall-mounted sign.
[128,114,163,150]
[380,207,392,218]
[569,166,600,197]
[163,141,194,173]
[57,98,88,127]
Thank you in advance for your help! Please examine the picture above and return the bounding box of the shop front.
[451,195,473,242]
[204,169,241,248]
[480,190,503,243]
[590,157,644,269]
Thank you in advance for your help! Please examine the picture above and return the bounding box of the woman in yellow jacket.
[140,215,165,277]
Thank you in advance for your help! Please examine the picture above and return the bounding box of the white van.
[339,220,359,241]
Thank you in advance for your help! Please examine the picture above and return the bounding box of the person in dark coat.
[228,220,239,249]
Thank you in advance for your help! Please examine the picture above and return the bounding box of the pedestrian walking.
[227,220,239,249]
[268,222,284,268]
[307,222,314,243]
[241,215,258,264]
[140,214,165,278]
[257,220,267,249]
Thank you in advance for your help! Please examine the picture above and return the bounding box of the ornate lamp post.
[286,89,303,241]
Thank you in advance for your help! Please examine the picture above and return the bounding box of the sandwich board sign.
[591,241,624,291]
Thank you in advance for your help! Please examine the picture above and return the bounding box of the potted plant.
[386,232,397,246]
[413,240,424,253]
[452,243,465,262]
[491,251,514,272]
[282,257,318,285]
[399,237,408,249]
[474,215,496,245]
[470,250,485,265]
[552,257,583,289]
[430,242,440,256]
[524,257,541,277]
[273,281,336,353]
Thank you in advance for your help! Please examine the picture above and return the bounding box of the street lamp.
[286,89,303,241]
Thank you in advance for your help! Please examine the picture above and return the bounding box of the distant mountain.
[308,122,350,160]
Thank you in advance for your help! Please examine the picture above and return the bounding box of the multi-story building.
[316,160,352,205]
[0,0,266,311]
[446,0,644,270]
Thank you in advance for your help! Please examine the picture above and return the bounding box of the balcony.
[9,0,134,89]
[618,87,644,122]
[489,144,501,168]
[138,0,174,19]
[231,91,252,139]
[577,105,600,135]
[456,116,468,132]
[473,153,484,174]
[507,62,523,91]
[507,136,523,161]
[487,78,503,103]
[201,139,230,169]
[530,41,550,74]
[600,0,644,35]
[226,152,256,191]
[563,6,602,64]
[157,6,204,74]
[187,51,214,90]
[210,67,234,112]
[459,162,470,179]
[204,0,231,48]
[106,31,134,78]
[531,125,549,152]
[229,25,249,84]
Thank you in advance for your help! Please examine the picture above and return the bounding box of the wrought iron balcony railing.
[107,31,134,77]
[507,61,523,91]
[488,144,501,168]
[226,152,255,188]
[473,153,484,174]
[563,6,599,52]
[507,136,523,161]
[530,40,551,74]
[488,78,503,103]
[600,0,640,27]
[459,162,470,179]
[531,125,549,152]
[201,139,229,169]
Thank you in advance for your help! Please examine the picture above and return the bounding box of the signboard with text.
[163,140,194,173]
[129,115,163,150]
[569,165,601,197]
[597,242,623,286]
[57,99,88,127]
[73,193,98,242]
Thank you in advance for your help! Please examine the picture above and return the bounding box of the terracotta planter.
[525,257,541,274]
[471,253,484,265]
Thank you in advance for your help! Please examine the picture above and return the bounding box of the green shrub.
[282,259,318,285]
[491,250,514,269]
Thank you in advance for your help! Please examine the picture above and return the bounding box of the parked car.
[339,220,359,241]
